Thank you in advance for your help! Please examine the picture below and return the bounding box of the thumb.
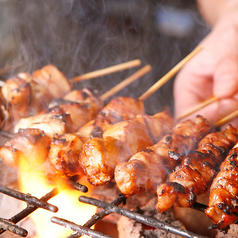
[213,56,238,98]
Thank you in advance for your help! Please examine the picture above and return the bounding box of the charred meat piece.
[78,96,145,138]
[49,89,103,132]
[33,64,71,98]
[156,125,238,213]
[115,115,211,197]
[18,72,54,114]
[0,128,51,167]
[80,112,174,185]
[14,106,73,138]
[48,133,85,177]
[1,76,31,121]
[205,141,238,230]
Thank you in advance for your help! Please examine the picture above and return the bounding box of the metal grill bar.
[79,196,209,238]
[0,187,59,235]
[0,181,88,236]
[51,217,113,238]
[0,185,58,212]
[0,219,28,237]
[0,182,209,238]
[68,194,126,238]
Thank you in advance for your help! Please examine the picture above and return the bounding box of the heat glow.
[18,162,96,238]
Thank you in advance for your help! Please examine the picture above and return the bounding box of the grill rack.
[0,182,208,238]
[0,181,87,237]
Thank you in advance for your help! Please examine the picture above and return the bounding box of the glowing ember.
[18,164,96,238]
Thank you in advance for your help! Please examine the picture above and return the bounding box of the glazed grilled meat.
[115,115,211,197]
[78,96,145,138]
[205,141,238,230]
[48,94,103,132]
[32,64,72,99]
[156,125,238,213]
[14,106,73,138]
[80,112,174,185]
[0,65,72,129]
[18,72,54,114]
[48,133,85,177]
[1,76,31,121]
[0,128,51,167]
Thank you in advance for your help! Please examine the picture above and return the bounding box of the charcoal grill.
[0,180,208,238]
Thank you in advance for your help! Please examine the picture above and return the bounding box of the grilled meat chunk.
[156,125,238,213]
[1,76,31,121]
[33,64,71,98]
[115,115,211,197]
[0,128,51,167]
[48,133,85,177]
[80,112,174,185]
[14,106,73,138]
[78,97,145,138]
[205,141,238,230]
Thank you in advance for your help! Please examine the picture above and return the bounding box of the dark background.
[0,0,210,115]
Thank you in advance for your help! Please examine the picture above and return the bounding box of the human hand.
[174,14,238,126]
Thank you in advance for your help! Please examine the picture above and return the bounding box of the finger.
[174,70,213,118]
[213,55,238,98]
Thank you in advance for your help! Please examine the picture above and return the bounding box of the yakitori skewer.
[155,124,238,213]
[205,141,238,231]
[69,59,141,83]
[139,46,202,101]
[79,47,204,142]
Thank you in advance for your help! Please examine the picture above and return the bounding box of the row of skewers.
[1,48,238,234]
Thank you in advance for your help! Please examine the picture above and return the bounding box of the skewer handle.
[70,59,141,83]
[100,65,152,101]
[139,46,202,102]
[215,109,238,127]
[177,96,218,120]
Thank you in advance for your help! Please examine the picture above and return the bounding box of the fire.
[18,160,97,238]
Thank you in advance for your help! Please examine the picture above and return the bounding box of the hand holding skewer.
[174,21,238,127]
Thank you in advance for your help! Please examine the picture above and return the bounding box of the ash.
[117,197,183,238]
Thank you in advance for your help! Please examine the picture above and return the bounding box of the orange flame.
[18,162,96,238]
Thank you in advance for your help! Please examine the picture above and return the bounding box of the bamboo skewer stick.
[138,46,202,102]
[215,110,238,127]
[100,65,152,101]
[69,59,141,83]
[177,96,219,120]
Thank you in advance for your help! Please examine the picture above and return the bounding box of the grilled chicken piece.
[48,133,85,177]
[115,115,211,197]
[18,72,54,114]
[205,141,238,230]
[80,112,174,185]
[0,99,11,131]
[14,106,73,138]
[0,128,51,167]
[64,87,103,106]
[0,65,71,126]
[33,64,72,98]
[156,125,238,213]
[78,96,145,138]
[1,76,31,121]
[49,89,103,132]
